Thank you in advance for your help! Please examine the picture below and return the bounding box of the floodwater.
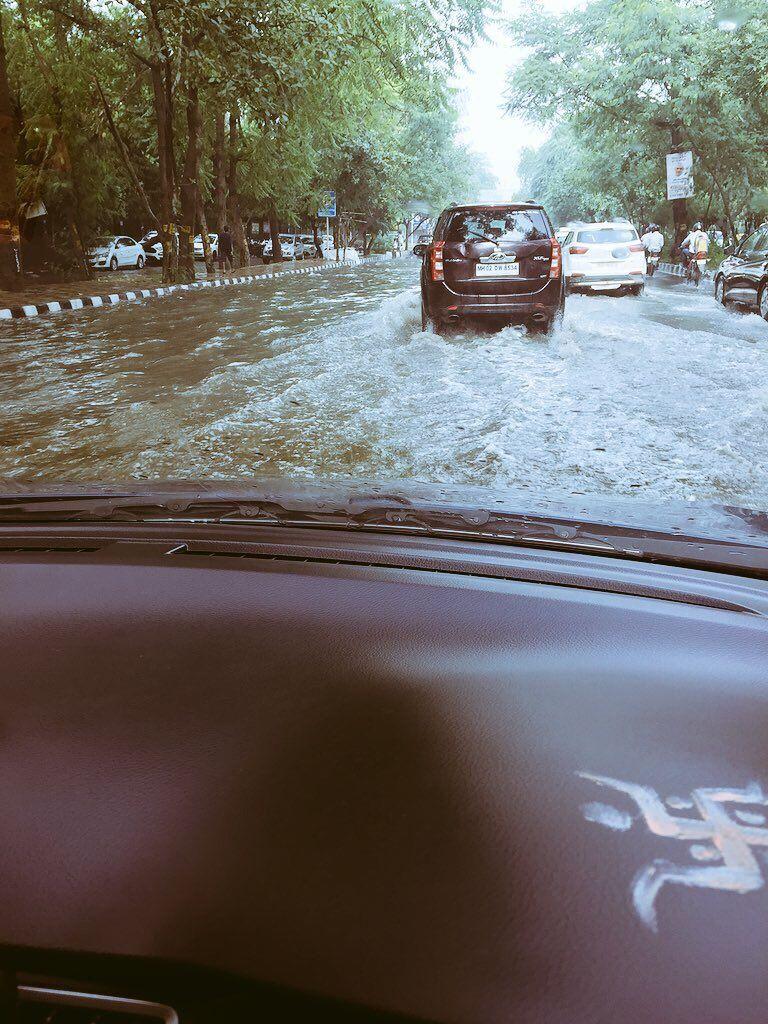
[1,257,768,507]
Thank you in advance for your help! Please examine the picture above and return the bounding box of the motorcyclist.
[641,224,664,255]
[680,221,709,284]
[681,222,709,260]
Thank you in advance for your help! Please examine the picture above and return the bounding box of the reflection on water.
[1,259,768,507]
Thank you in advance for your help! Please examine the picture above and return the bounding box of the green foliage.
[4,0,494,259]
[508,0,768,234]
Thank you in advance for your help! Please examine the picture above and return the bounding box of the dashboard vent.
[0,546,100,553]
[18,985,178,1022]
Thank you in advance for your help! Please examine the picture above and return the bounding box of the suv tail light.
[430,242,445,282]
[549,239,562,279]
[569,245,589,255]
[629,243,645,252]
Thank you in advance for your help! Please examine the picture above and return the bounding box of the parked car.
[248,237,266,260]
[416,201,565,335]
[714,223,768,320]
[139,230,163,265]
[87,235,145,271]
[193,233,219,260]
[298,234,319,258]
[561,221,646,295]
[262,233,304,262]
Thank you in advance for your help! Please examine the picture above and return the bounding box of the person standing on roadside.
[218,224,233,272]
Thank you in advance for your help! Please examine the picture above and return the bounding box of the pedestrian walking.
[218,225,233,272]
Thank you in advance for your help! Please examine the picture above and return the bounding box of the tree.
[507,0,768,239]
[2,0,492,283]
[0,9,19,286]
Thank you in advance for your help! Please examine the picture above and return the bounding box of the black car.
[139,229,164,265]
[714,222,768,320]
[415,202,565,335]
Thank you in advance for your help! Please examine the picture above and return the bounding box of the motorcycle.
[683,250,708,287]
[645,250,661,277]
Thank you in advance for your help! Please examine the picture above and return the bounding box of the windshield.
[443,208,550,243]
[0,0,766,544]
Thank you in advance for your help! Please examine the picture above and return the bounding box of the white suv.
[561,221,646,295]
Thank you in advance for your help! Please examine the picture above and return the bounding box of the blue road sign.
[318,190,337,218]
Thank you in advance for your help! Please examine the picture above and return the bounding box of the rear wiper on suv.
[466,230,502,245]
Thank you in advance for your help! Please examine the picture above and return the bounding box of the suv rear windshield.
[576,227,637,243]
[442,208,550,244]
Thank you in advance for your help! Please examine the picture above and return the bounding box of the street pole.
[670,124,688,246]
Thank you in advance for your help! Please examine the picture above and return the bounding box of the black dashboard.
[0,522,766,1022]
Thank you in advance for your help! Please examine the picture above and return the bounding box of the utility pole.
[669,122,688,245]
[653,117,689,246]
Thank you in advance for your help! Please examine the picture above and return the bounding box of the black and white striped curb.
[659,260,715,283]
[0,254,389,322]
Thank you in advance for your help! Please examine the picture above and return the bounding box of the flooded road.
[2,257,768,507]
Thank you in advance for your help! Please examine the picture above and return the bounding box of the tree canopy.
[0,0,494,285]
[508,0,768,237]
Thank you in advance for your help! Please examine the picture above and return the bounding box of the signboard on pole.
[318,190,336,218]
[666,151,694,200]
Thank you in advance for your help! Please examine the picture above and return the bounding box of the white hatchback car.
[87,235,146,271]
[193,233,218,259]
[561,222,646,295]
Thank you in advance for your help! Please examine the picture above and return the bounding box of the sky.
[452,0,581,199]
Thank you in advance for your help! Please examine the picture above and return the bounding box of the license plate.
[475,263,520,277]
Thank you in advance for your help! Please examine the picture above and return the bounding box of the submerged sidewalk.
[0,255,384,322]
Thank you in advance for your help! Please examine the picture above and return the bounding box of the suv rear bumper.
[425,278,564,324]
[568,273,644,291]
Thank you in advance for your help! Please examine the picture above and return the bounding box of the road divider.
[0,254,391,322]
[658,261,715,282]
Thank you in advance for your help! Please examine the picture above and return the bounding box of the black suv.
[714,223,768,321]
[415,202,565,334]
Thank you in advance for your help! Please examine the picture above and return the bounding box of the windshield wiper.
[1,492,768,577]
[466,230,501,245]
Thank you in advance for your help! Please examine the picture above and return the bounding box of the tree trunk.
[197,194,215,274]
[227,109,248,268]
[151,63,177,283]
[268,201,281,263]
[178,81,201,283]
[18,1,90,278]
[311,215,322,259]
[213,107,227,232]
[0,14,19,287]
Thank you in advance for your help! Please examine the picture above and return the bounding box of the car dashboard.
[0,521,766,1023]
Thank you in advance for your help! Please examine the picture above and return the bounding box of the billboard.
[318,190,337,218]
[666,152,694,200]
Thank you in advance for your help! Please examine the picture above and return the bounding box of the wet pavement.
[1,258,767,507]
